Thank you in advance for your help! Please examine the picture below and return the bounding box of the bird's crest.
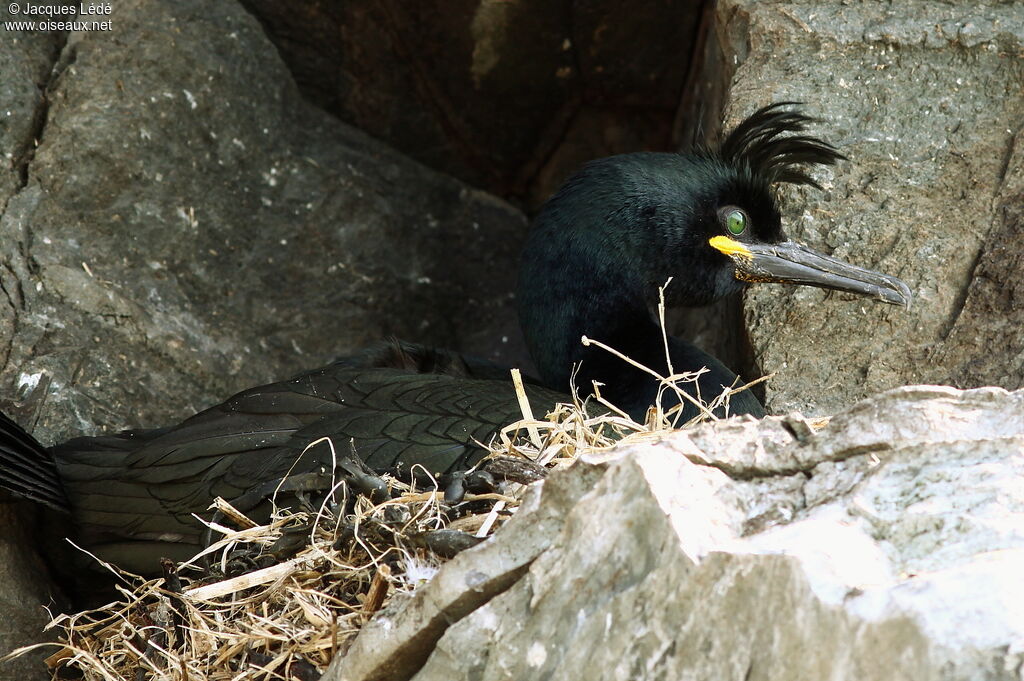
[718,102,845,189]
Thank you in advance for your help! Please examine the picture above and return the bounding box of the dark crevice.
[375,0,503,191]
[512,2,585,204]
[0,276,17,377]
[353,560,534,681]
[0,26,72,394]
[687,438,895,482]
[517,97,584,205]
[937,124,1019,345]
[994,125,1019,195]
[939,241,985,342]
[736,301,766,404]
[675,0,724,150]
[12,98,43,192]
[932,108,1022,354]
[12,30,72,195]
[670,2,765,404]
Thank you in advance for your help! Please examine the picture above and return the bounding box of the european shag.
[0,103,910,575]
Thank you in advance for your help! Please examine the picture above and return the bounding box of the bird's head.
[690,102,912,307]
[524,103,910,310]
[518,103,910,391]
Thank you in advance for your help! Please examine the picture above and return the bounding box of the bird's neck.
[518,228,669,398]
[517,224,744,421]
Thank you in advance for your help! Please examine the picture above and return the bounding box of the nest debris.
[6,327,766,680]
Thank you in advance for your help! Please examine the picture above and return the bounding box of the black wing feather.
[0,411,69,512]
[49,356,568,554]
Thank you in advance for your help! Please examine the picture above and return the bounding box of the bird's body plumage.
[518,152,769,420]
[0,103,911,580]
[42,350,566,570]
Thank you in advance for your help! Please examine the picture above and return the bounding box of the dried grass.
[5,404,637,680]
[4,286,765,679]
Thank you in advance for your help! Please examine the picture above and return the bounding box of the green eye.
[726,209,746,235]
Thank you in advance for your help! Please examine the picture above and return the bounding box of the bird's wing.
[0,411,70,512]
[51,363,566,547]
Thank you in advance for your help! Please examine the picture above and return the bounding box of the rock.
[239,0,704,205]
[0,0,527,666]
[0,12,74,679]
[326,462,607,681]
[933,166,1024,389]
[715,0,1024,415]
[325,386,1024,681]
[0,5,62,221]
[0,0,528,446]
[0,505,56,681]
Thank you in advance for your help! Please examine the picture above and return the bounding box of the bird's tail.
[0,411,69,512]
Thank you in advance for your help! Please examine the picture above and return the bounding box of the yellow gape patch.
[708,236,753,260]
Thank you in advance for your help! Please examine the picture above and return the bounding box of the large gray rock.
[0,505,56,681]
[0,9,76,678]
[325,386,1024,681]
[0,0,527,669]
[0,4,62,219]
[716,0,1024,415]
[0,0,528,445]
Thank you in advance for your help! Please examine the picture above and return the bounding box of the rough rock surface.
[239,0,704,206]
[716,0,1024,415]
[324,385,1024,681]
[0,0,528,446]
[0,505,55,680]
[0,0,527,670]
[0,10,81,678]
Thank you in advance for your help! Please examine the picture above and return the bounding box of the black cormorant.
[0,103,910,575]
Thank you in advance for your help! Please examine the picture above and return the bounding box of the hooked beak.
[709,236,912,307]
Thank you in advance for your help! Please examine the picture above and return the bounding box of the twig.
[581,335,718,422]
[511,368,543,448]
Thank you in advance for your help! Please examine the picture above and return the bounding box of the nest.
[6,331,765,680]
